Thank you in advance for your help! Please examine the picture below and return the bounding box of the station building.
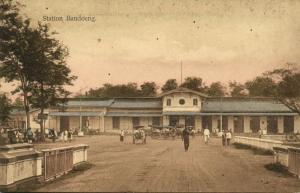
[9,87,300,134]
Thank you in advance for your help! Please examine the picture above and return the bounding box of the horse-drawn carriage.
[149,125,183,139]
[132,125,147,144]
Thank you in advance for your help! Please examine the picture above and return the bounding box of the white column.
[294,115,300,133]
[260,116,267,133]
[195,116,202,131]
[102,116,105,132]
[278,116,284,133]
[179,116,185,125]
[244,116,251,133]
[228,116,234,132]
[212,116,218,131]
[163,116,169,126]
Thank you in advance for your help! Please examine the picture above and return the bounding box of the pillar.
[260,116,267,133]
[163,116,169,126]
[212,116,218,131]
[294,115,300,133]
[244,116,251,133]
[179,116,185,125]
[228,116,234,132]
[278,116,284,134]
[195,116,202,131]
[102,115,105,132]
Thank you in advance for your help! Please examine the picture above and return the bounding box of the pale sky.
[1,0,300,96]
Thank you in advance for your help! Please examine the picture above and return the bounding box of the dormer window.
[193,98,198,106]
[167,98,171,106]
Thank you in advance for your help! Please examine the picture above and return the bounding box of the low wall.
[273,146,289,167]
[273,146,300,178]
[73,144,89,165]
[0,143,43,191]
[41,144,89,181]
[234,136,283,151]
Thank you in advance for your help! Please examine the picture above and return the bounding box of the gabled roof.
[202,98,294,113]
[158,87,208,98]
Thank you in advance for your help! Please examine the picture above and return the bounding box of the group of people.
[182,127,233,152]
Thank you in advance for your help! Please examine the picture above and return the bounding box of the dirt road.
[34,135,300,192]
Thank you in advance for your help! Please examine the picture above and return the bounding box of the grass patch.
[265,163,293,177]
[233,142,274,155]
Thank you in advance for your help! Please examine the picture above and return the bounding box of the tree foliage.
[180,77,208,93]
[0,93,11,125]
[0,0,33,127]
[245,77,278,97]
[207,82,226,96]
[140,82,158,96]
[229,81,247,97]
[161,79,178,92]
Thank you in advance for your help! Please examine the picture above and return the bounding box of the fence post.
[44,152,47,180]
[55,150,57,178]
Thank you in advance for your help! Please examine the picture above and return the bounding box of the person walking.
[221,130,226,146]
[120,129,125,142]
[68,130,73,142]
[26,128,33,144]
[63,130,68,142]
[182,127,190,152]
[204,128,210,144]
[226,130,232,145]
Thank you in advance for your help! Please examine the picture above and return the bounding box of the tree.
[87,83,141,98]
[245,77,278,97]
[229,81,247,97]
[207,82,226,96]
[161,79,178,92]
[180,77,208,92]
[12,96,23,108]
[0,0,33,128]
[0,93,11,125]
[26,23,76,140]
[140,82,158,96]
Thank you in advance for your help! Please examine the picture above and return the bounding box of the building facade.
[9,88,300,134]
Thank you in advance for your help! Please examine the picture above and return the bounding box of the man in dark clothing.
[182,127,190,152]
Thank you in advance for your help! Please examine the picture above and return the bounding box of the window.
[152,117,161,126]
[284,116,294,133]
[167,99,171,106]
[179,99,185,105]
[112,117,120,129]
[132,117,140,127]
[193,99,198,106]
[250,117,260,133]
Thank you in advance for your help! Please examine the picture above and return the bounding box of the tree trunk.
[23,92,30,129]
[39,108,45,141]
[39,83,45,141]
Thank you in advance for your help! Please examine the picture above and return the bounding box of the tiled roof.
[110,98,162,109]
[63,99,114,107]
[202,98,293,113]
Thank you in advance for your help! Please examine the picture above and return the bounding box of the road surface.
[34,135,300,192]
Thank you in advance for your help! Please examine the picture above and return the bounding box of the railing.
[42,144,88,181]
[234,136,283,151]
[288,148,300,177]
[42,147,73,181]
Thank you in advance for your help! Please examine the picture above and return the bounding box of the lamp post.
[78,87,87,136]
